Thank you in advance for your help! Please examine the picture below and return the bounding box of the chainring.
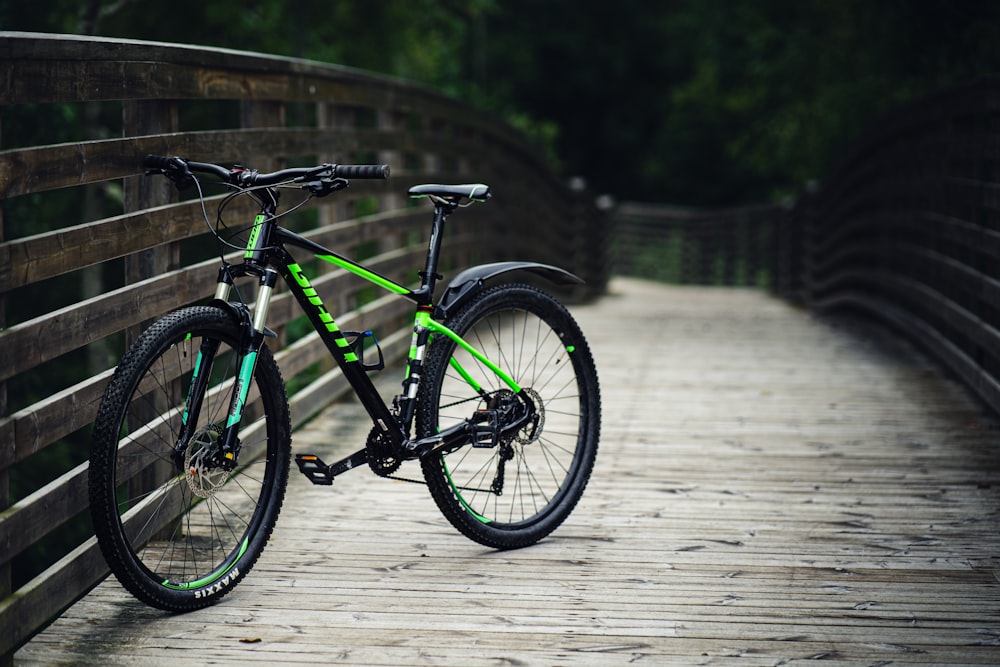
[366,426,403,477]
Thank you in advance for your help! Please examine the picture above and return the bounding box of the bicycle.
[88,155,601,611]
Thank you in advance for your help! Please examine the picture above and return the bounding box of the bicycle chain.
[382,388,514,495]
[440,394,483,410]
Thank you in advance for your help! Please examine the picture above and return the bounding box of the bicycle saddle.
[408,183,491,204]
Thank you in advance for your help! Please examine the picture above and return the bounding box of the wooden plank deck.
[16,277,1000,666]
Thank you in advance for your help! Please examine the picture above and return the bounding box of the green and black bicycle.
[88,155,601,611]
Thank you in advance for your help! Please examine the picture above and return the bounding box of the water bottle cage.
[345,330,385,372]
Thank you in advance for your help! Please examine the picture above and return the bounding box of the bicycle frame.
[204,193,524,476]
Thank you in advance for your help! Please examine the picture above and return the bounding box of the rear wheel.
[89,306,291,611]
[417,284,600,549]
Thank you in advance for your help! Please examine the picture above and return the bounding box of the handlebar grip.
[144,155,232,182]
[143,154,183,170]
[335,164,390,180]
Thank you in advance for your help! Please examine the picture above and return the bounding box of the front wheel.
[88,306,291,611]
[417,284,600,549]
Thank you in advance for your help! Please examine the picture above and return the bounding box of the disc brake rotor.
[514,387,544,445]
[184,426,229,498]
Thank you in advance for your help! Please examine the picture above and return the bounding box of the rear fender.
[435,261,583,319]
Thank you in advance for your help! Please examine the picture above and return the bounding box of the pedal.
[471,410,499,448]
[295,453,334,485]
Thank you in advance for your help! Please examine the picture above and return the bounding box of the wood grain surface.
[16,277,1000,666]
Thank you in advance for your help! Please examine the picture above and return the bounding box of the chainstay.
[410,390,500,492]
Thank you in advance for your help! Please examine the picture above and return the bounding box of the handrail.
[0,32,609,660]
[787,75,1000,413]
[611,201,784,286]
[611,75,1000,421]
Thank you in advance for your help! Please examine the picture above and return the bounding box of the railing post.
[376,109,405,241]
[316,101,336,234]
[121,100,181,531]
[241,100,285,172]
[0,112,9,667]
[122,100,179,343]
[240,100,288,344]
[318,102,357,316]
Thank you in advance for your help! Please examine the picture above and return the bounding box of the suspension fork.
[172,336,223,463]
[172,267,234,465]
[175,266,278,470]
[218,268,278,468]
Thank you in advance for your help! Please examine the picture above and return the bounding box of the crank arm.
[404,420,476,459]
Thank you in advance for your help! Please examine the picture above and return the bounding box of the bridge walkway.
[15,277,1000,666]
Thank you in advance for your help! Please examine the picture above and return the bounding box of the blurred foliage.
[4,0,999,204]
[480,0,1000,204]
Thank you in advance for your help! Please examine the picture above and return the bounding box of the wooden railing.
[612,75,1000,420]
[0,32,609,660]
[787,75,1000,414]
[612,201,784,287]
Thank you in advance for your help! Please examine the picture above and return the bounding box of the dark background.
[4,0,1000,205]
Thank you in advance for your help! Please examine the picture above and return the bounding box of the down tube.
[419,312,522,393]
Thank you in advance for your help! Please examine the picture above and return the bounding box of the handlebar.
[142,155,390,193]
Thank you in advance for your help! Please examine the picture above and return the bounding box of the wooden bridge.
[5,34,1000,665]
[15,276,1000,665]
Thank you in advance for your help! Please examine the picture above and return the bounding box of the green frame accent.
[448,356,483,393]
[244,214,265,259]
[418,313,522,394]
[286,262,360,363]
[316,253,410,295]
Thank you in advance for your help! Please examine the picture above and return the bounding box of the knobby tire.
[88,306,291,611]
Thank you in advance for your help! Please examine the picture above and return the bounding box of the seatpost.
[415,202,455,306]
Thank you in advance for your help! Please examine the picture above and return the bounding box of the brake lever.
[303,176,349,197]
[145,163,195,190]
